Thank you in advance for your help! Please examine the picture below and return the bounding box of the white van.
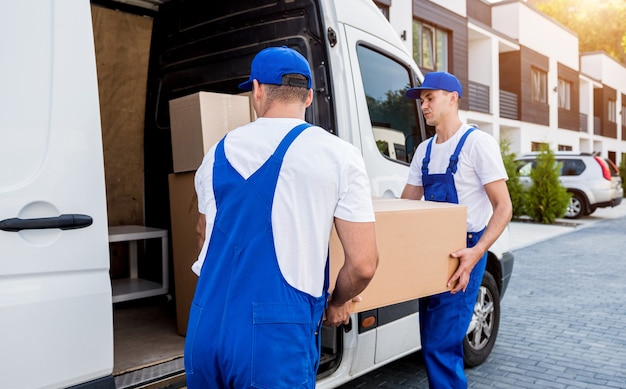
[0,1,514,388]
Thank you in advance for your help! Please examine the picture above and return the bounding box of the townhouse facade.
[375,0,626,165]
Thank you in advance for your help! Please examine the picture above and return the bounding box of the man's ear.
[252,79,262,101]
[304,88,313,108]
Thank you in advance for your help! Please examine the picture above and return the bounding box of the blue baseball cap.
[405,71,463,99]
[238,46,312,91]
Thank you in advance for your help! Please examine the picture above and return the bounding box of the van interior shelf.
[108,225,169,303]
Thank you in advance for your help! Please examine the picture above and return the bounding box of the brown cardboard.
[238,91,258,122]
[329,198,467,313]
[168,172,200,335]
[169,92,253,173]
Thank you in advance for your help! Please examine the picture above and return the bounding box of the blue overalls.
[184,123,329,389]
[419,128,487,389]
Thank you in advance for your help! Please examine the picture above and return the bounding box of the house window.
[413,20,448,72]
[608,99,617,123]
[622,105,626,126]
[531,68,547,104]
[558,144,572,151]
[558,79,571,110]
[531,141,548,151]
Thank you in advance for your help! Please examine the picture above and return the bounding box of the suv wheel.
[565,192,585,219]
[463,271,500,367]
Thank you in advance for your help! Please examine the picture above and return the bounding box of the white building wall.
[468,26,494,86]
[493,2,578,70]
[581,53,626,92]
[388,0,413,54]
[427,0,466,17]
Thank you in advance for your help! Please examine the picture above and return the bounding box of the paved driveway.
[338,213,626,388]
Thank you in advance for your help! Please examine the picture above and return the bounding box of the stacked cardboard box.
[169,92,253,173]
[168,92,254,335]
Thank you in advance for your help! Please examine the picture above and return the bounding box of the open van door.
[0,2,114,388]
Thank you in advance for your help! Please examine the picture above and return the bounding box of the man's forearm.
[330,266,374,306]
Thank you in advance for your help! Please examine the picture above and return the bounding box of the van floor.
[113,296,185,374]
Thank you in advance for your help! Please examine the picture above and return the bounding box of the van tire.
[463,271,500,367]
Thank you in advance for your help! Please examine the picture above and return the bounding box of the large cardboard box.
[169,92,253,173]
[168,172,200,335]
[169,186,466,333]
[329,198,466,313]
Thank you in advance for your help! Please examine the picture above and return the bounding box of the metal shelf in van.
[108,225,169,303]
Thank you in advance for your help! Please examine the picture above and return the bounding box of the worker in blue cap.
[402,71,512,388]
[184,46,379,388]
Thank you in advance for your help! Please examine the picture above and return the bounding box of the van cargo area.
[92,0,340,385]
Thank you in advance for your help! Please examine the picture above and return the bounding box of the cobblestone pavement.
[337,215,626,389]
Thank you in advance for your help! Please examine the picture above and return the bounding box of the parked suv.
[515,152,623,218]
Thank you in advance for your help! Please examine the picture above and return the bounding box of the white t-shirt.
[407,124,508,232]
[193,117,375,297]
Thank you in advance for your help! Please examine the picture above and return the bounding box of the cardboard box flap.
[329,198,466,313]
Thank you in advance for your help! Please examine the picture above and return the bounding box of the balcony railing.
[468,81,490,113]
[579,113,588,132]
[499,90,518,120]
[594,116,601,135]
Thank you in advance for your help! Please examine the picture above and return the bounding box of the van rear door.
[0,2,113,388]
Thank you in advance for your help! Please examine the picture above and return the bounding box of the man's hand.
[448,246,483,294]
[323,296,362,327]
[328,218,378,321]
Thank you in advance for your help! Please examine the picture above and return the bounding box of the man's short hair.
[262,74,310,103]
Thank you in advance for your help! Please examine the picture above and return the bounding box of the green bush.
[525,145,570,224]
[619,154,626,197]
[500,139,526,217]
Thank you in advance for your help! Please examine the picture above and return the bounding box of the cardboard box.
[169,187,466,332]
[169,92,253,173]
[329,198,466,313]
[168,172,200,335]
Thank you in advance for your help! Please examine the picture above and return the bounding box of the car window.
[356,45,421,164]
[560,159,585,176]
[516,160,534,176]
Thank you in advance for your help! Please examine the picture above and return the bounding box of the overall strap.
[214,135,227,164]
[447,127,476,174]
[271,123,312,162]
[421,137,436,175]
[255,122,312,207]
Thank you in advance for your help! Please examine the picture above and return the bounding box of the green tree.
[525,146,571,224]
[530,0,626,64]
[500,138,526,218]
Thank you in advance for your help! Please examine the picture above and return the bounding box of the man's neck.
[435,119,463,143]
[261,103,306,119]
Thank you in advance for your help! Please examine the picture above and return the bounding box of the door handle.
[0,214,93,232]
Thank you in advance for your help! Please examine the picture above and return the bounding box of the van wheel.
[463,271,500,367]
[565,193,585,219]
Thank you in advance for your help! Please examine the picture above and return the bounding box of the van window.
[356,45,420,164]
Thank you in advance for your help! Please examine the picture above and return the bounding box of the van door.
[343,26,425,199]
[342,24,425,364]
[0,2,113,388]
